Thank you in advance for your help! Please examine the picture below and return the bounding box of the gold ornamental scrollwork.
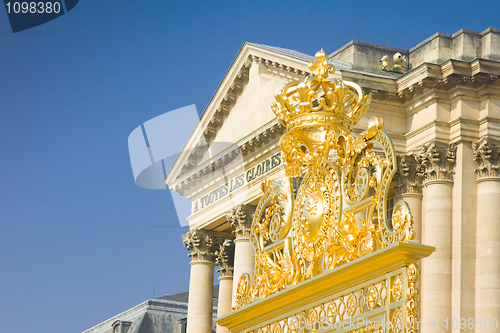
[405,264,420,333]
[234,49,416,310]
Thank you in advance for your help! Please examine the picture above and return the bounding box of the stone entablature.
[172,121,285,198]
[415,141,457,184]
[182,229,230,263]
[190,151,281,214]
[394,58,500,103]
[473,136,500,179]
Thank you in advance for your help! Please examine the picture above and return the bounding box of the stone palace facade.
[166,28,500,333]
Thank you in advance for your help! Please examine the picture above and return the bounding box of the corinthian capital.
[181,229,228,263]
[227,204,255,239]
[396,154,424,195]
[473,136,500,179]
[216,239,235,277]
[415,141,457,183]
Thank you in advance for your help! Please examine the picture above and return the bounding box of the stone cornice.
[182,229,230,263]
[404,120,449,143]
[216,239,235,278]
[396,154,424,195]
[376,58,500,102]
[473,136,500,179]
[171,146,241,196]
[227,204,255,240]
[449,116,480,143]
[415,140,457,184]
[240,121,285,155]
[250,55,311,77]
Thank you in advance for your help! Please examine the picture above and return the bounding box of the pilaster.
[416,140,456,333]
[449,141,477,331]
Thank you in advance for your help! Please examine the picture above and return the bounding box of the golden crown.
[271,49,371,133]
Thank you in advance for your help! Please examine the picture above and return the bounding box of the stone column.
[397,154,424,243]
[473,137,500,331]
[215,239,235,333]
[227,204,255,307]
[182,229,227,333]
[416,141,456,333]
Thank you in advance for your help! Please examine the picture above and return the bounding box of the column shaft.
[216,276,233,333]
[187,262,215,333]
[215,239,234,333]
[476,179,500,330]
[182,229,228,333]
[227,205,255,307]
[422,180,453,333]
[231,238,255,307]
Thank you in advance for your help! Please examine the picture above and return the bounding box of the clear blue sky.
[0,1,498,332]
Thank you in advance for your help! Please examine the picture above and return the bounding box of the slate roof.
[83,286,220,333]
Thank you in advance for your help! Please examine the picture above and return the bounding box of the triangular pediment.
[165,43,318,191]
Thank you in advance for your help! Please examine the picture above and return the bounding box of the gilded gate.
[218,49,434,333]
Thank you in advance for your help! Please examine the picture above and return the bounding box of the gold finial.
[309,48,334,80]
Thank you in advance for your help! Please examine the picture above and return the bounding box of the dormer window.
[111,320,132,333]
